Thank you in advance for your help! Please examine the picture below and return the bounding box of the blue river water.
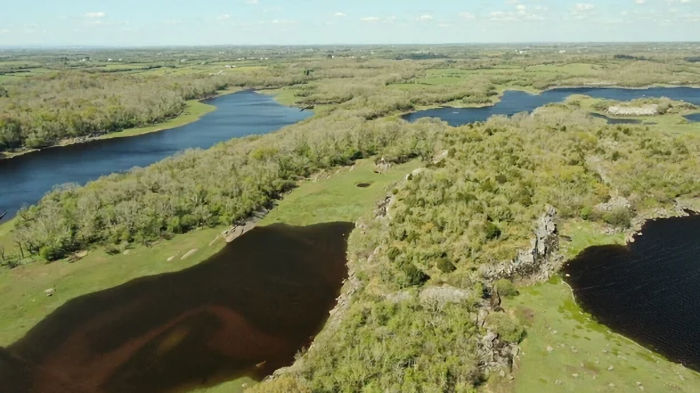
[0,91,311,218]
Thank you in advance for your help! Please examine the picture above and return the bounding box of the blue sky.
[1,0,698,46]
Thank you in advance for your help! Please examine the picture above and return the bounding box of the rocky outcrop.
[222,208,267,243]
[374,157,392,174]
[608,104,658,116]
[480,205,561,282]
[375,195,394,218]
[595,196,631,213]
[419,285,471,306]
[480,331,520,374]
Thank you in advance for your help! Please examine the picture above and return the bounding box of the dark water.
[563,215,700,370]
[0,91,311,218]
[403,87,700,126]
[588,113,642,125]
[0,222,353,393]
[685,113,700,122]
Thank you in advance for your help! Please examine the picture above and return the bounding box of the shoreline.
[558,202,700,371]
[0,87,241,161]
[399,83,700,118]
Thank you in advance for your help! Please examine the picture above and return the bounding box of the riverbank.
[0,88,242,161]
[397,83,700,120]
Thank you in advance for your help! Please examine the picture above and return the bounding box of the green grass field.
[260,158,421,226]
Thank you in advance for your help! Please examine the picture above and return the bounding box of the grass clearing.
[260,158,422,226]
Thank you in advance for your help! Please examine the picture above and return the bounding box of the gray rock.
[480,205,560,281]
[419,285,471,306]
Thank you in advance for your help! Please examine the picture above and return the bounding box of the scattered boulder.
[224,221,256,243]
[432,150,449,165]
[375,195,394,218]
[405,167,425,181]
[608,104,658,116]
[419,285,471,306]
[385,290,413,304]
[374,157,391,173]
[44,288,55,297]
[595,196,631,213]
[180,249,197,260]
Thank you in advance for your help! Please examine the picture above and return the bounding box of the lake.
[685,113,700,122]
[0,91,312,218]
[402,87,700,126]
[563,214,700,371]
[0,222,353,393]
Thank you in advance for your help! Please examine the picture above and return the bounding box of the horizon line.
[1,41,699,51]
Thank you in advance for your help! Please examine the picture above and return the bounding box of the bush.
[486,312,526,344]
[484,222,502,240]
[494,279,518,297]
[602,207,633,228]
[437,257,457,273]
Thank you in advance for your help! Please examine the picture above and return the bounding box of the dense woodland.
[1,45,700,391]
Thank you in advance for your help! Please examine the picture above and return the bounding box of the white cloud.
[572,3,595,19]
[490,11,519,21]
[635,0,646,4]
[460,12,476,20]
[334,12,346,17]
[84,12,106,18]
[361,16,381,22]
[488,3,546,22]
[245,0,259,4]
[417,14,433,21]
[217,14,231,20]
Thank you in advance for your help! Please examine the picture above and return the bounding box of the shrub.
[437,257,457,273]
[486,312,526,344]
[495,279,518,297]
[484,222,502,240]
[602,207,633,228]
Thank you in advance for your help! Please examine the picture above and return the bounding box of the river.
[0,91,312,218]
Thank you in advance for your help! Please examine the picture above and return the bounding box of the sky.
[1,0,699,47]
